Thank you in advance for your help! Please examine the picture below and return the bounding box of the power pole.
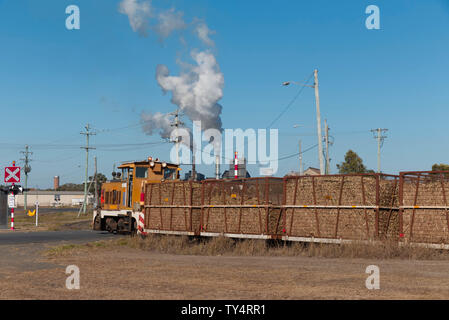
[371,128,388,173]
[80,124,96,214]
[170,109,184,165]
[20,145,32,211]
[324,120,330,174]
[94,156,98,209]
[299,139,303,175]
[314,69,325,175]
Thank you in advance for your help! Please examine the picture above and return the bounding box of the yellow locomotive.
[93,156,180,233]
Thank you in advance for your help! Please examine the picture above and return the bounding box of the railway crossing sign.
[4,167,20,183]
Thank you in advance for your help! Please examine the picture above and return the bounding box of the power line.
[267,72,314,129]
[276,144,318,161]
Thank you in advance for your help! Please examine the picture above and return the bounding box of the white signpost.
[7,194,16,208]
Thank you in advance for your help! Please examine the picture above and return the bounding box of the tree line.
[336,150,449,174]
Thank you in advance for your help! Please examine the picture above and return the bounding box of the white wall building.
[15,191,94,207]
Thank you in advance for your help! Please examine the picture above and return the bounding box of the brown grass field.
[0,210,91,232]
[2,234,449,300]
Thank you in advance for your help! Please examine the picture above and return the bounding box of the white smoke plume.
[194,22,215,47]
[118,0,152,36]
[156,50,224,132]
[154,8,187,39]
[119,0,224,144]
[119,0,186,40]
[140,112,173,139]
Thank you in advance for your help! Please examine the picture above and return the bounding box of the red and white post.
[10,161,15,231]
[234,152,238,179]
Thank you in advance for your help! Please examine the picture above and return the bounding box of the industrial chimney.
[215,155,220,179]
[54,176,60,190]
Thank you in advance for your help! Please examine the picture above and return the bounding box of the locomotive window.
[136,167,148,178]
[164,167,176,180]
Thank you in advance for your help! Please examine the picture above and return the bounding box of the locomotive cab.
[94,157,179,233]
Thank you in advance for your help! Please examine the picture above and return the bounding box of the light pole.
[283,69,325,175]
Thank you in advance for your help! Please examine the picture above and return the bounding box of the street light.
[283,69,324,175]
[283,81,314,88]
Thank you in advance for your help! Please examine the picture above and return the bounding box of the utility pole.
[314,69,325,175]
[80,124,96,214]
[20,145,32,211]
[324,120,330,174]
[170,109,183,165]
[94,156,98,209]
[371,128,388,173]
[299,139,303,175]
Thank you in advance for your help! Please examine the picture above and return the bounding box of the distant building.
[183,171,205,181]
[222,157,251,179]
[285,167,321,177]
[304,167,321,175]
[15,191,94,207]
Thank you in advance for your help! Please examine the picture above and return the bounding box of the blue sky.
[0,0,448,188]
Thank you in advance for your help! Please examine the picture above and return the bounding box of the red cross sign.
[5,167,20,183]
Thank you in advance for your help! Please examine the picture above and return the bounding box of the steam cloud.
[154,8,187,39]
[118,0,152,36]
[155,51,223,132]
[195,21,215,47]
[119,0,224,145]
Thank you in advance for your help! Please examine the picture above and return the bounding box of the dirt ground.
[1,239,449,300]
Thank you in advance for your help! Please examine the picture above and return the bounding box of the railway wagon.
[399,171,449,248]
[138,173,400,244]
[94,161,449,248]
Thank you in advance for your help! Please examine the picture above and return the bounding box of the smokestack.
[234,152,238,179]
[191,148,196,181]
[54,176,60,190]
[215,155,220,179]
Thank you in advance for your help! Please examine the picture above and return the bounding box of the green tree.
[432,163,449,172]
[56,183,84,191]
[336,150,373,174]
[89,173,108,196]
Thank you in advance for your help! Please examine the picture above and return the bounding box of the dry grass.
[46,234,449,260]
[45,241,107,257]
[6,210,91,232]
